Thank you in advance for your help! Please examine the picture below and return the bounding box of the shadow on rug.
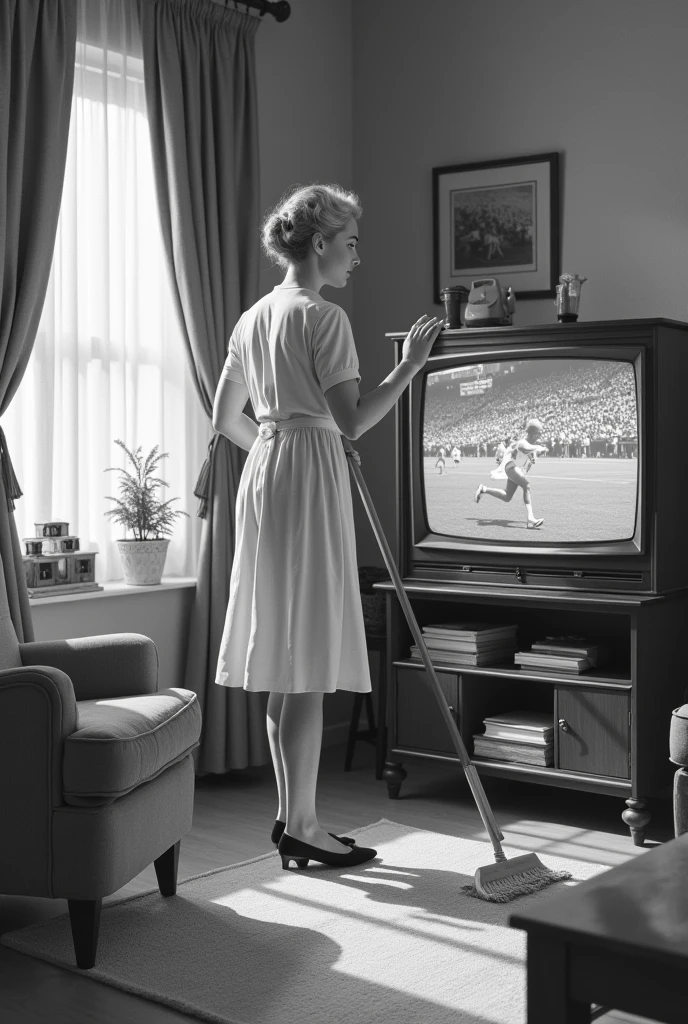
[1,818,611,1024]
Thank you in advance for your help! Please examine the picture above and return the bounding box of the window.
[5,22,211,582]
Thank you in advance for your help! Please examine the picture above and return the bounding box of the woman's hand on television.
[326,315,444,439]
[401,314,445,369]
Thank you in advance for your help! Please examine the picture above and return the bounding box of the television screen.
[422,358,638,543]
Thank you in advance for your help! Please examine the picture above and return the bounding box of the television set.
[391,318,688,594]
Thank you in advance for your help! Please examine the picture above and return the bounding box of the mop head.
[460,852,572,903]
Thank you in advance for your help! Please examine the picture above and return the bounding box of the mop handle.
[342,436,505,854]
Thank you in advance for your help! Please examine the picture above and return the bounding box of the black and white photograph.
[452,183,535,272]
[433,152,559,302]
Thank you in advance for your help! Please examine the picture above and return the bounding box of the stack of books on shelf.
[513,635,602,675]
[409,622,518,668]
[472,710,554,766]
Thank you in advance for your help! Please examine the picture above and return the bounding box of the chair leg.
[344,693,364,771]
[67,898,102,970]
[154,839,181,897]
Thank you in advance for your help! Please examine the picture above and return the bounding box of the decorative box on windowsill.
[22,521,103,598]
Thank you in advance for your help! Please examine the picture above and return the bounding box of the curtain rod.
[209,0,291,20]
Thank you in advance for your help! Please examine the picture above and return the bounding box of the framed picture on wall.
[432,152,560,304]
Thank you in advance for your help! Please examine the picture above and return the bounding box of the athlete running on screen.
[475,419,548,529]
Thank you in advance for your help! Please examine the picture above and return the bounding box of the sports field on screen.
[423,456,638,543]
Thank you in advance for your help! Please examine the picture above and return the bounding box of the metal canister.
[440,285,470,328]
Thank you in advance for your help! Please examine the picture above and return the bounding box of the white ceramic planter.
[116,538,170,586]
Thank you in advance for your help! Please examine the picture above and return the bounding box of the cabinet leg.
[383,761,407,799]
[622,798,651,846]
[154,839,181,896]
[67,898,102,970]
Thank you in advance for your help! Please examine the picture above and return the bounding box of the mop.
[342,437,572,902]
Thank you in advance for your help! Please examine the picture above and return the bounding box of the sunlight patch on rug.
[1,818,619,1024]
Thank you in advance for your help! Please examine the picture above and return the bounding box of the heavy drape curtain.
[139,0,268,772]
[0,0,77,642]
[4,0,210,582]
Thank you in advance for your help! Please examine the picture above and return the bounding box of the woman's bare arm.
[325,314,444,439]
[212,377,259,452]
[325,362,418,439]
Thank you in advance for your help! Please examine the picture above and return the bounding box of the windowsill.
[28,576,197,606]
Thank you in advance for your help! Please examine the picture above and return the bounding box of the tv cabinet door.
[394,666,458,755]
[556,688,630,778]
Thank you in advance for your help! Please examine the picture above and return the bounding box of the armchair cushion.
[63,687,201,807]
[670,704,688,766]
[19,633,158,701]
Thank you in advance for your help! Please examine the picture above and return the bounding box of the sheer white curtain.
[4,0,211,583]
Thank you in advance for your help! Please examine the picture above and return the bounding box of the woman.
[211,183,444,869]
[475,419,548,528]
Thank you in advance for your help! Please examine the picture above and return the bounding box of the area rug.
[1,818,612,1024]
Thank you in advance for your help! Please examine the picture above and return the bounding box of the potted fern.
[104,439,189,586]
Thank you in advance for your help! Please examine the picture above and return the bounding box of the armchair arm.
[0,665,77,896]
[19,633,159,701]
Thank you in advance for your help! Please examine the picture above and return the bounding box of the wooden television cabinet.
[373,319,688,845]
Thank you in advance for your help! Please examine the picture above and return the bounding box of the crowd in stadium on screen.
[424,362,638,459]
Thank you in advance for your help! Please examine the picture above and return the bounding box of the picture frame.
[432,152,560,305]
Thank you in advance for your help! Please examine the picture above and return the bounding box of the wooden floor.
[0,738,674,1024]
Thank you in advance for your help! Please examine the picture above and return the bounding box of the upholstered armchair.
[670,703,688,837]
[0,583,202,969]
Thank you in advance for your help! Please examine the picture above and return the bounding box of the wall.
[254,0,364,739]
[31,584,196,692]
[350,0,688,564]
[255,0,355,325]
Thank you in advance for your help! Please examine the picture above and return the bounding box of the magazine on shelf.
[515,650,590,665]
[514,652,591,672]
[482,710,554,732]
[518,666,592,678]
[473,736,554,754]
[530,636,603,667]
[418,636,519,653]
[409,647,513,667]
[422,623,518,640]
[515,663,591,676]
[472,739,553,767]
[481,725,553,745]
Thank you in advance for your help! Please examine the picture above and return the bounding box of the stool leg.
[344,693,364,771]
[364,692,376,735]
[375,652,387,781]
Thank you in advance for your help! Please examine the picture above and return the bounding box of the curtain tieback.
[0,426,23,513]
[193,432,222,520]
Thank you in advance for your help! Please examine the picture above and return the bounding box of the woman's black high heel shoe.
[278,831,377,870]
[271,819,355,847]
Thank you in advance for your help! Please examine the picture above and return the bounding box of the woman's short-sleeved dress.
[214,284,372,695]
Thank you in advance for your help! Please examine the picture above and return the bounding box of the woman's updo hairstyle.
[261,182,362,271]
